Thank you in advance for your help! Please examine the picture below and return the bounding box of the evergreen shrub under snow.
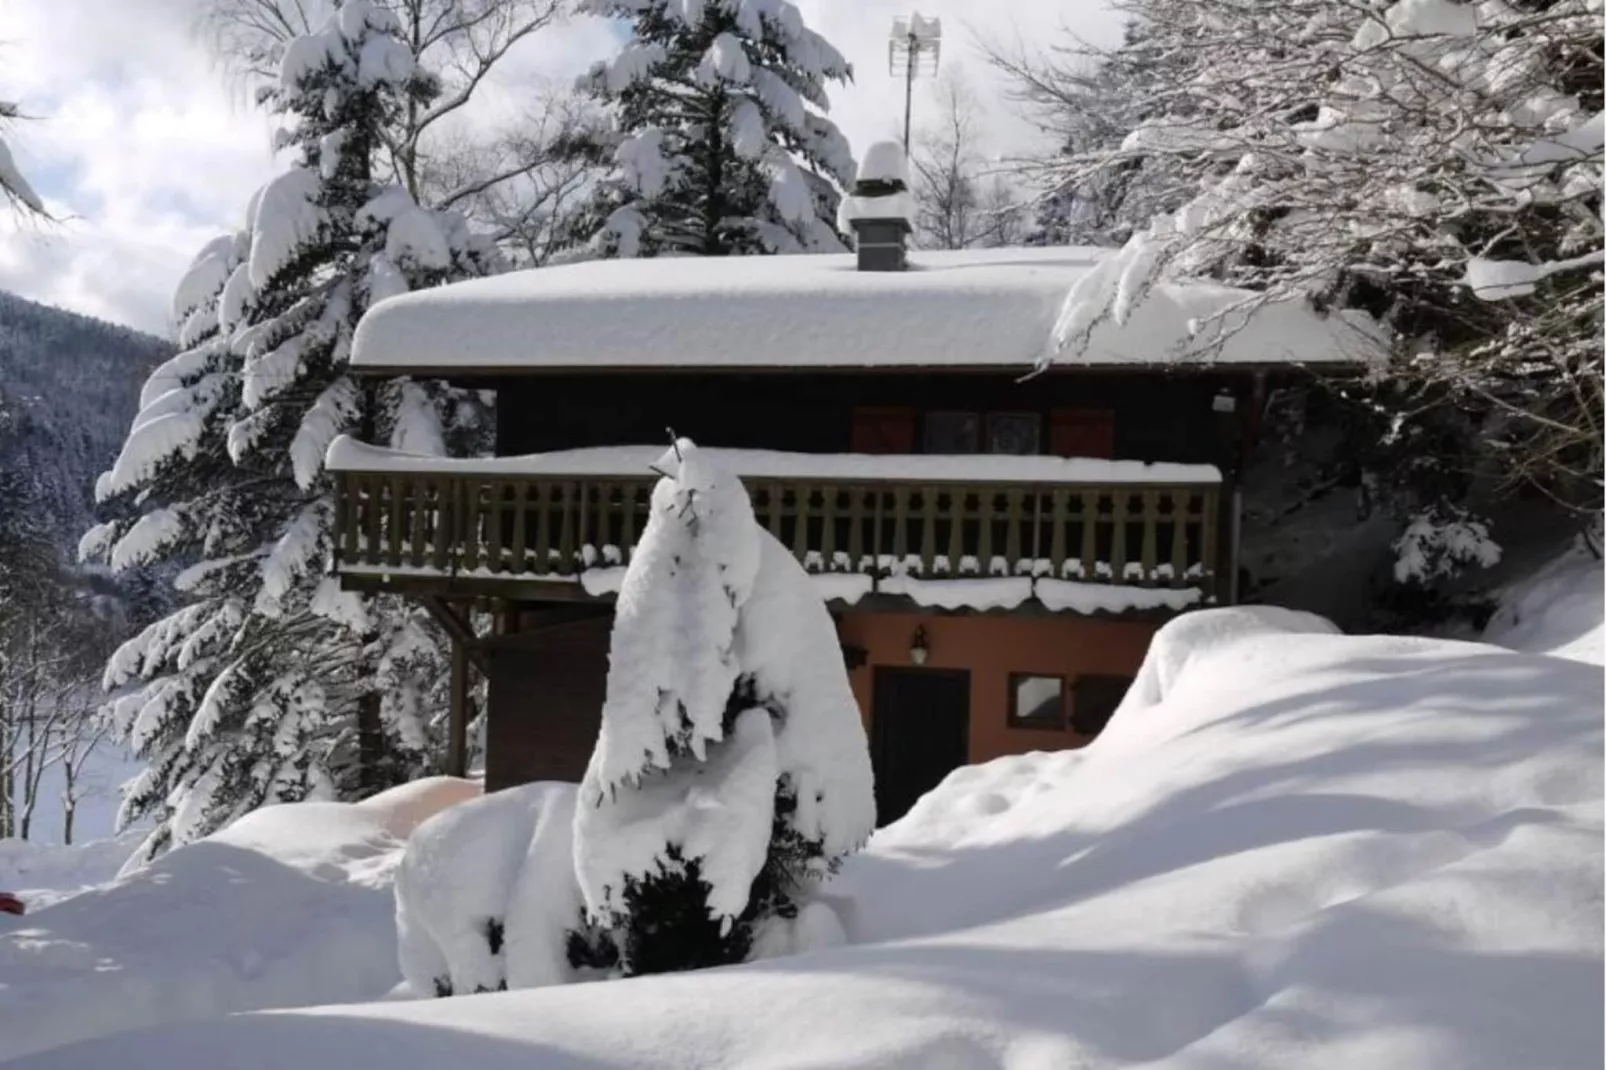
[569,440,875,976]
[393,441,874,989]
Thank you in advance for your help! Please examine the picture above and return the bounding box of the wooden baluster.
[766,482,784,538]
[509,482,529,575]
[338,473,359,564]
[362,475,383,568]
[977,490,995,571]
[1110,490,1130,583]
[847,486,865,572]
[408,476,426,569]
[431,478,453,574]
[792,482,812,563]
[871,487,886,574]
[533,481,552,575]
[383,476,402,568]
[1029,490,1044,568]
[819,484,838,567]
[945,487,965,573]
[1004,488,1025,574]
[578,481,591,571]
[1079,490,1099,579]
[1200,487,1219,600]
[1169,490,1188,586]
[594,481,613,565]
[891,486,910,569]
[620,481,640,562]
[920,485,939,575]
[1049,489,1069,577]
[485,479,505,574]
[461,478,482,574]
[1139,490,1160,584]
[557,481,577,575]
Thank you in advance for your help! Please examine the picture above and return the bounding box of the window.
[1071,674,1134,738]
[923,411,979,454]
[986,412,1041,455]
[851,407,915,454]
[1049,408,1115,459]
[1008,673,1066,729]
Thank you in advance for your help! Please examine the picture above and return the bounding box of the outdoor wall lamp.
[910,625,930,666]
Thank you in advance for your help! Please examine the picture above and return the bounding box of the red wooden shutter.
[1050,408,1115,459]
[851,406,916,454]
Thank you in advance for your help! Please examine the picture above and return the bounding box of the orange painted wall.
[836,612,1159,764]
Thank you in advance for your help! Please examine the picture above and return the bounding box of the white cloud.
[2,0,278,335]
[0,0,1117,335]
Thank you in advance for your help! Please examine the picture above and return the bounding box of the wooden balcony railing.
[332,465,1225,609]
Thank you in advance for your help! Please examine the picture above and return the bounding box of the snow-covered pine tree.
[569,0,857,257]
[83,0,501,863]
[572,441,873,976]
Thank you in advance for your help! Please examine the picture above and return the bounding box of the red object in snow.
[0,893,24,916]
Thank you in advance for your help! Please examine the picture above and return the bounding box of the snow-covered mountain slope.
[10,610,1600,1070]
[0,290,170,554]
[0,778,479,1063]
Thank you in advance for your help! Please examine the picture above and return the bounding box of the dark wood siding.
[493,371,1246,471]
[483,614,611,790]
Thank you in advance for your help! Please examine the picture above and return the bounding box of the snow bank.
[0,783,482,1063]
[395,782,578,997]
[0,833,141,912]
[349,245,1378,372]
[1484,541,1603,665]
[20,608,1600,1069]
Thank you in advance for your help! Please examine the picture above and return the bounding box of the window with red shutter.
[850,406,916,454]
[1050,408,1116,459]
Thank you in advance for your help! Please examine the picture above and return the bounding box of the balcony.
[327,440,1227,615]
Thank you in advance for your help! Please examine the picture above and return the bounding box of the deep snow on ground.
[1483,540,1603,665]
[0,833,141,912]
[9,609,1600,1070]
[0,778,479,1063]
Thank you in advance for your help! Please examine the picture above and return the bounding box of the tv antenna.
[889,13,942,158]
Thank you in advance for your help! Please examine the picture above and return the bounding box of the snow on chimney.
[841,140,914,271]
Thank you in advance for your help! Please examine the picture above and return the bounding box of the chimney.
[843,140,913,271]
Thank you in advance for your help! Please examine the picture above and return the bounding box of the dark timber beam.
[446,640,469,779]
[419,596,488,675]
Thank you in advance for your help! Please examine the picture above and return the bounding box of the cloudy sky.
[2,0,1121,337]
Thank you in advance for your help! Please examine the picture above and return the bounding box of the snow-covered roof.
[349,245,1384,374]
[326,437,1222,485]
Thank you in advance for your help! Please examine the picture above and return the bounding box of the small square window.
[1072,674,1134,738]
[1008,673,1066,729]
[986,412,1042,456]
[924,411,980,454]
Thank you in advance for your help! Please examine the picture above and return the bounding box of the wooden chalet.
[329,233,1378,824]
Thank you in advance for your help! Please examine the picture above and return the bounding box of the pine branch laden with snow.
[1391,505,1503,586]
[0,100,45,216]
[568,0,856,257]
[1022,0,1602,516]
[574,440,873,977]
[82,3,502,861]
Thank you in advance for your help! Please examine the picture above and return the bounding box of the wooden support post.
[446,637,469,779]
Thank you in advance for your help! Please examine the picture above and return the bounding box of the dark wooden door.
[871,668,970,826]
[484,613,611,790]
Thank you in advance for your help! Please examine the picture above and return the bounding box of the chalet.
[327,189,1380,825]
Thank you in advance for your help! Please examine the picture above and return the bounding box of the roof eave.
[349,359,1365,379]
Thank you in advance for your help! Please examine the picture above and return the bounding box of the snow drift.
[14,609,1600,1069]
[0,778,479,1063]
